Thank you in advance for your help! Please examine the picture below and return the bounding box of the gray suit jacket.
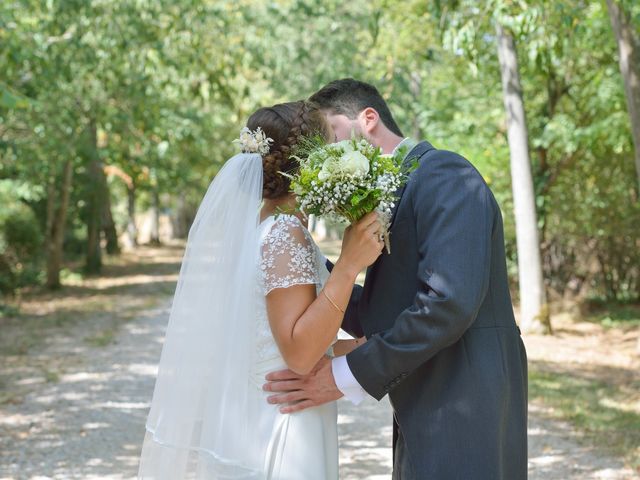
[340,141,528,479]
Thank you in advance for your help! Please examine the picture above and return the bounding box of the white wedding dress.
[251,214,338,480]
[138,153,337,480]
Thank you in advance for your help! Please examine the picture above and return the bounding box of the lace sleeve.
[261,216,321,295]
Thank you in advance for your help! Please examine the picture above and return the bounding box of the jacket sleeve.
[325,258,364,338]
[345,151,495,400]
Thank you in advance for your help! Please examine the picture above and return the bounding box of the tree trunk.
[172,192,194,239]
[85,119,104,274]
[45,168,57,285]
[45,159,73,289]
[607,0,640,193]
[102,182,120,255]
[126,184,138,247]
[149,187,161,245]
[496,23,551,334]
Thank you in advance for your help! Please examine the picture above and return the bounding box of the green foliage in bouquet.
[285,134,417,224]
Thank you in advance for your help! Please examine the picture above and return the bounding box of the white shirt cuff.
[331,355,368,405]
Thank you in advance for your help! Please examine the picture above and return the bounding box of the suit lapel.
[388,141,435,229]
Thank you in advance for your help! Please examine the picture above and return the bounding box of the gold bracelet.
[322,289,345,314]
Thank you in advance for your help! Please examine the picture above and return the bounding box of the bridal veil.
[138,152,266,479]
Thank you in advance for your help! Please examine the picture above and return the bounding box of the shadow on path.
[1,302,636,479]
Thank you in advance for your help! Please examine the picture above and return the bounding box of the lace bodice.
[260,215,324,294]
[254,215,330,363]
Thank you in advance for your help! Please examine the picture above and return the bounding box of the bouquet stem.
[377,209,392,255]
[383,230,391,255]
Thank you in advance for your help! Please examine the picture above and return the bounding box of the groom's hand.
[263,355,343,414]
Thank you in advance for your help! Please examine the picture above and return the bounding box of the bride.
[137,100,384,479]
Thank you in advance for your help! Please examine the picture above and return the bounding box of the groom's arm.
[325,258,364,338]
[345,152,495,401]
[263,153,493,413]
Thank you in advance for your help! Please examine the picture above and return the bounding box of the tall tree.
[2,0,637,303]
[45,159,73,289]
[496,22,549,333]
[606,0,640,193]
[84,119,104,274]
[424,0,552,332]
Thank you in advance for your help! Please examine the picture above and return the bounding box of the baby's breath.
[287,136,417,252]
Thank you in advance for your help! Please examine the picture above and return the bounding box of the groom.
[263,78,528,479]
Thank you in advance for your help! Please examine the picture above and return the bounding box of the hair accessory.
[234,127,274,155]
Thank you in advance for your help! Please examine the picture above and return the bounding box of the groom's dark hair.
[309,78,403,137]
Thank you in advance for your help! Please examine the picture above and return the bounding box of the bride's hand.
[335,212,384,276]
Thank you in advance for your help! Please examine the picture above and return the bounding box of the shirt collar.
[392,137,418,159]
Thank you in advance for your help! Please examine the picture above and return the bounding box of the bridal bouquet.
[285,136,416,253]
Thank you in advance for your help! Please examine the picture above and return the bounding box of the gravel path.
[1,301,637,479]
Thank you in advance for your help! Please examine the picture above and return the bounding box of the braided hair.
[246,101,328,199]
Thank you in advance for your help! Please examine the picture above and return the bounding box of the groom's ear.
[359,107,380,135]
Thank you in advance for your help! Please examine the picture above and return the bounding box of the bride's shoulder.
[263,214,313,245]
[267,214,304,230]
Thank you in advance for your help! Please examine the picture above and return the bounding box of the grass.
[0,295,159,355]
[84,327,117,347]
[0,243,183,357]
[583,299,640,329]
[43,368,60,383]
[0,389,24,405]
[0,303,20,319]
[529,366,640,472]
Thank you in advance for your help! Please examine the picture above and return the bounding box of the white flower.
[318,162,334,181]
[317,146,370,181]
[234,127,274,154]
[293,183,304,196]
[336,139,354,152]
[341,150,370,177]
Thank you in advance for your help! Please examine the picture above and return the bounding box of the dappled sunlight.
[126,363,159,377]
[63,273,179,291]
[1,296,637,479]
[58,372,105,383]
[599,396,640,414]
[528,358,640,419]
[527,403,636,479]
[338,396,394,479]
[2,0,640,476]
[1,244,637,478]
[0,294,171,478]
[524,312,640,374]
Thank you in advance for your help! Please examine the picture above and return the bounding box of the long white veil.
[138,153,265,479]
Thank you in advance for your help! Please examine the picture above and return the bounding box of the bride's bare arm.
[266,212,381,375]
[332,337,367,357]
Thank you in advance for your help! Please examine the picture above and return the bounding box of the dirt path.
[1,300,637,479]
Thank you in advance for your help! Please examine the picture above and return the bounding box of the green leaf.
[0,85,31,110]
